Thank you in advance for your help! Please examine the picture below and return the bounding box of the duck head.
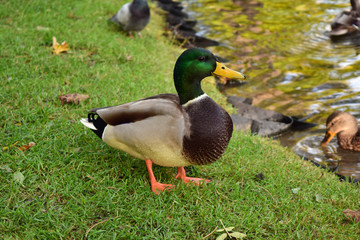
[173,48,245,105]
[131,0,149,14]
[321,111,359,146]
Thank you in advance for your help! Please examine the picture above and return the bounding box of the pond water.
[182,0,360,180]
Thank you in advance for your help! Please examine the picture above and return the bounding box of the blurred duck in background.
[329,0,360,36]
[109,0,150,37]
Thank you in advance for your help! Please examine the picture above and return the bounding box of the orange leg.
[175,167,211,185]
[145,159,174,195]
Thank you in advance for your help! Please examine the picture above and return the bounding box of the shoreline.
[1,0,359,238]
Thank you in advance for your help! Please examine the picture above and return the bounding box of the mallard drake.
[321,111,360,151]
[109,0,150,36]
[330,0,360,36]
[80,48,245,194]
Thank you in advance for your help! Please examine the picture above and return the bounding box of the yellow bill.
[321,131,336,147]
[212,62,246,80]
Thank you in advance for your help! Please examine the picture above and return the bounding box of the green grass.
[1,0,359,239]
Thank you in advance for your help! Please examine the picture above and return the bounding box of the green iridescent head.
[173,48,245,105]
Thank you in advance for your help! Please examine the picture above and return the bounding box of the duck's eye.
[198,56,206,62]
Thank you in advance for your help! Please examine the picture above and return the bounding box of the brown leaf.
[343,209,360,222]
[17,142,35,151]
[52,36,69,55]
[126,54,133,61]
[67,12,81,20]
[59,93,89,105]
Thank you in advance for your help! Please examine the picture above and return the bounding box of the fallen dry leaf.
[59,93,89,105]
[14,171,25,184]
[17,142,35,151]
[36,26,50,31]
[343,209,360,222]
[52,36,69,55]
[68,12,82,19]
[126,54,132,61]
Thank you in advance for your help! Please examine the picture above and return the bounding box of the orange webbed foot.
[145,159,175,195]
[175,167,211,185]
[151,182,175,195]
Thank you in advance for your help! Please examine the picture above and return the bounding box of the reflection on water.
[183,0,360,180]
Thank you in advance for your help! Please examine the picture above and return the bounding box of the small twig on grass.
[255,184,277,205]
[169,199,177,211]
[214,187,233,201]
[219,219,232,239]
[85,218,109,239]
[86,175,97,181]
[318,173,324,179]
[85,216,121,238]
[202,225,219,239]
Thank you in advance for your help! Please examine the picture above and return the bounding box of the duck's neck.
[338,128,358,139]
[131,0,149,13]
[174,70,205,105]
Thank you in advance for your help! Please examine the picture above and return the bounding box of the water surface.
[183,0,360,180]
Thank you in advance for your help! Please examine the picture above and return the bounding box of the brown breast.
[338,130,360,151]
[182,96,233,165]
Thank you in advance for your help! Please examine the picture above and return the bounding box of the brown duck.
[330,0,360,36]
[321,111,360,151]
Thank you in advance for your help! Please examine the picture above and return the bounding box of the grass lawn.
[1,0,359,239]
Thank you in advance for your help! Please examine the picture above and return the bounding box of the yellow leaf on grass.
[3,141,19,151]
[52,36,69,55]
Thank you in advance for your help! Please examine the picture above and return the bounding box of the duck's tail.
[109,14,118,23]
